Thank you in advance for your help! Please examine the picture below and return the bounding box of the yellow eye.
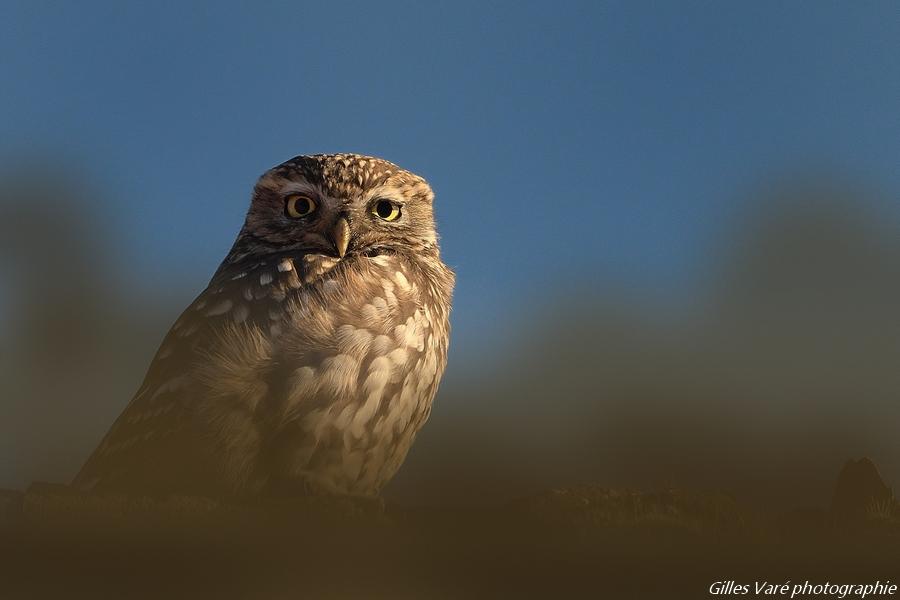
[285,194,317,218]
[372,199,401,221]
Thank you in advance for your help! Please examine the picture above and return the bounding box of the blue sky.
[1,0,898,351]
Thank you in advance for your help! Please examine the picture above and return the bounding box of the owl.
[73,154,454,499]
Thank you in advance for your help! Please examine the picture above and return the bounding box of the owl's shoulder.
[129,250,448,396]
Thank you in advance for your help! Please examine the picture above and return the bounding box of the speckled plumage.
[74,154,454,498]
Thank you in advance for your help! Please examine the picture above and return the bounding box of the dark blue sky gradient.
[2,1,898,349]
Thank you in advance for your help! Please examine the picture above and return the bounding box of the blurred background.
[1,1,898,514]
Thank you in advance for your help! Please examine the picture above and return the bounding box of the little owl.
[74,154,454,498]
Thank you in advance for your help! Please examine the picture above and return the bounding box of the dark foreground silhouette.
[0,458,897,599]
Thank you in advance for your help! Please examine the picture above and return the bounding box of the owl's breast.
[258,251,451,495]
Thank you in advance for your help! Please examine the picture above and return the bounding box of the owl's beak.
[331,217,351,258]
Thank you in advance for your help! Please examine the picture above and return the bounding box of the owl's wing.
[72,255,312,497]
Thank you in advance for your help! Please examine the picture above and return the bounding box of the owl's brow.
[362,183,428,204]
[276,180,320,197]
[363,186,406,203]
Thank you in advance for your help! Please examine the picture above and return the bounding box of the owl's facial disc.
[242,154,438,262]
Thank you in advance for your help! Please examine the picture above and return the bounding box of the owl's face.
[236,154,438,262]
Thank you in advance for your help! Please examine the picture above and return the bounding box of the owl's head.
[233,154,439,263]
